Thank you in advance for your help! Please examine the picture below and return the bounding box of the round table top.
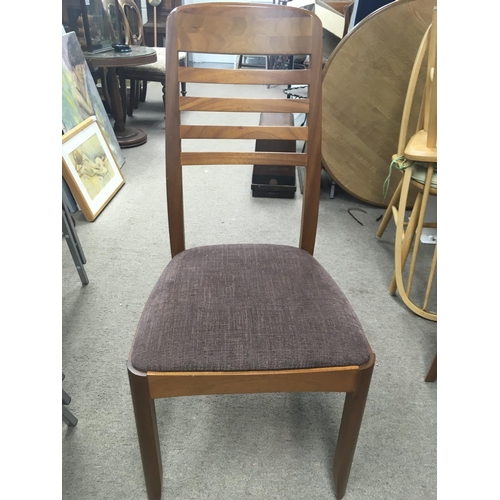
[321,0,436,207]
[85,46,157,68]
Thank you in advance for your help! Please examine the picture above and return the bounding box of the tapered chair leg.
[388,191,422,295]
[376,177,403,238]
[333,356,375,499]
[128,362,163,500]
[140,80,148,102]
[425,353,437,382]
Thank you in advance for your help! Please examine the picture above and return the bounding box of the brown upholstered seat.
[131,244,371,372]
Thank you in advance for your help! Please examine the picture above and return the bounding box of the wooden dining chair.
[127,3,375,499]
[376,7,437,321]
[117,0,187,116]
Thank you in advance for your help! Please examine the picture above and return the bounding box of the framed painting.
[62,30,125,167]
[62,116,125,222]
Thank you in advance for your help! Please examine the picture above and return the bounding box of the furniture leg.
[140,80,148,102]
[62,199,89,286]
[422,243,437,311]
[128,362,163,500]
[128,78,136,117]
[405,163,435,296]
[62,374,78,427]
[63,405,78,427]
[425,353,437,382]
[333,360,374,499]
[388,190,422,295]
[376,176,403,238]
[106,67,148,148]
[393,168,436,321]
[118,68,128,119]
[62,389,71,406]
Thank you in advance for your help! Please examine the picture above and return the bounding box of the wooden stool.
[251,113,297,198]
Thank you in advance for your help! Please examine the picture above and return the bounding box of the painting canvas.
[62,30,125,167]
[62,116,125,222]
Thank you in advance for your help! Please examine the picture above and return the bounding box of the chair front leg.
[140,80,148,102]
[128,79,136,117]
[332,356,375,499]
[128,361,163,500]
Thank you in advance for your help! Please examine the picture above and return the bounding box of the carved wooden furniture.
[117,0,186,116]
[85,46,157,147]
[321,0,436,206]
[376,7,437,321]
[127,4,375,499]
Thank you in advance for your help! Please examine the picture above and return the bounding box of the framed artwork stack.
[62,116,125,222]
[62,30,124,167]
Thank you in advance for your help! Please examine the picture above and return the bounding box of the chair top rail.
[174,3,316,55]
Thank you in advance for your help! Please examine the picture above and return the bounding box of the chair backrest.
[117,0,145,46]
[101,0,121,43]
[397,7,437,158]
[164,3,323,258]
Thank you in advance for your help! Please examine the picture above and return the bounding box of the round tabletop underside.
[321,0,436,207]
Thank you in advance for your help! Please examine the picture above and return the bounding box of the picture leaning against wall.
[62,30,125,167]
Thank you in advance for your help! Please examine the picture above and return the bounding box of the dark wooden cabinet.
[143,0,180,47]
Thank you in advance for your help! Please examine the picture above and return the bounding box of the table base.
[115,127,148,148]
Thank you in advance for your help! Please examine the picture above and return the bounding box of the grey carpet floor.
[62,81,437,499]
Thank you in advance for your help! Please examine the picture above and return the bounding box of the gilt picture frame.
[62,116,125,222]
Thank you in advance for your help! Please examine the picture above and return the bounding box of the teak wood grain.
[166,3,323,257]
[178,67,311,86]
[128,5,375,500]
[147,365,364,399]
[181,152,308,167]
[179,96,310,113]
[180,125,309,140]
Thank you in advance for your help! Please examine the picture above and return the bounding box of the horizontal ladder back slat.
[180,125,308,141]
[179,96,310,113]
[181,152,307,166]
[178,67,311,86]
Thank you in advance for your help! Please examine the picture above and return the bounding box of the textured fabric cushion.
[130,244,371,372]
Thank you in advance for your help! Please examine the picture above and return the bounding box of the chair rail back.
[397,7,437,158]
[165,3,323,257]
[117,0,145,46]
